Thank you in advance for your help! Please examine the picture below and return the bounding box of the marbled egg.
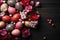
[0,21,5,29]
[11,29,20,36]
[15,2,23,11]
[6,24,14,32]
[1,3,8,12]
[7,0,16,6]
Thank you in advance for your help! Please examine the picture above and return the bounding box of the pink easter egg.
[8,7,16,14]
[11,29,20,36]
[15,22,22,29]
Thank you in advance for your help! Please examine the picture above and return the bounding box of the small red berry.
[35,1,40,7]
[51,23,55,27]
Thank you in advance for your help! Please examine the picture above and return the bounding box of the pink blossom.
[25,5,32,12]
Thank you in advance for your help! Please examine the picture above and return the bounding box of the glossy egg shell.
[15,21,22,29]
[11,29,20,36]
[2,15,10,22]
[11,14,20,22]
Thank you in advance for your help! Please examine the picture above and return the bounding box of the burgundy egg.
[8,7,16,14]
[1,30,7,36]
[15,21,22,29]
[11,29,20,36]
[22,29,31,38]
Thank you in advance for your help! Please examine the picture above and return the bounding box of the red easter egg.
[2,15,10,22]
[11,14,20,22]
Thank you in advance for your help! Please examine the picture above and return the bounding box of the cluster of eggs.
[0,0,40,39]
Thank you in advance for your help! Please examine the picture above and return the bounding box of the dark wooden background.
[22,0,60,40]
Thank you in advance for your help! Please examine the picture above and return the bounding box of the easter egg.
[25,21,31,27]
[15,21,22,29]
[6,24,14,32]
[22,29,30,38]
[8,7,16,14]
[0,21,5,29]
[2,15,10,22]
[11,14,20,22]
[1,3,8,12]
[15,2,23,11]
[11,29,20,36]
[7,0,16,6]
